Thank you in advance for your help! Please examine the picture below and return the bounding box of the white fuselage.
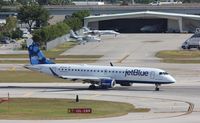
[93,30,120,36]
[26,64,175,84]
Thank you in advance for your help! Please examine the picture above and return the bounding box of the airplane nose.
[168,75,176,83]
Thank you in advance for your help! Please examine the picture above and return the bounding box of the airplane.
[140,25,161,33]
[82,27,120,37]
[69,30,101,44]
[24,40,176,91]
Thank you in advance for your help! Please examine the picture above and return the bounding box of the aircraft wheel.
[155,87,160,91]
[89,84,96,90]
[155,84,160,91]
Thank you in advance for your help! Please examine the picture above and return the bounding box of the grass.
[62,55,103,59]
[0,71,70,83]
[0,41,77,59]
[44,41,77,58]
[0,59,99,64]
[162,59,200,64]
[0,41,103,64]
[155,50,200,63]
[0,98,150,120]
[156,50,200,58]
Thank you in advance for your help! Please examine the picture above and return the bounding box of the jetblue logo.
[125,69,149,77]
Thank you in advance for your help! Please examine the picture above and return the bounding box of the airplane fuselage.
[26,64,175,85]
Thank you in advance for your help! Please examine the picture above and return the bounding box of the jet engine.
[100,79,116,88]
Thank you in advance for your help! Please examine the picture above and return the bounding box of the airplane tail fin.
[70,30,78,38]
[26,39,55,65]
[82,27,91,32]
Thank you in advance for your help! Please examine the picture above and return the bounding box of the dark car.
[0,37,10,44]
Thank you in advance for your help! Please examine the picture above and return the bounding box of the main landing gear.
[89,84,96,90]
[88,84,109,90]
[155,83,161,91]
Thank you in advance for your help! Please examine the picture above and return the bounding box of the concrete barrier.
[46,34,70,50]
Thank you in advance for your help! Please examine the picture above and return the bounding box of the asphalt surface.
[1,34,200,123]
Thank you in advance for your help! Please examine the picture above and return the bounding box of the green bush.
[64,17,82,31]
[32,10,90,49]
[0,32,3,39]
[64,10,90,31]
[11,28,23,39]
[32,22,70,45]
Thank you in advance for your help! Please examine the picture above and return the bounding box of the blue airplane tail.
[27,39,55,65]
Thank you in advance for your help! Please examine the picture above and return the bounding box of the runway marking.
[87,94,102,99]
[117,54,130,63]
[22,91,33,97]
[9,67,16,71]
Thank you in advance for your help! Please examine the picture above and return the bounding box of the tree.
[16,0,33,5]
[4,16,17,33]
[11,28,23,39]
[71,10,90,28]
[18,4,50,33]
[37,0,48,5]
[72,10,90,21]
[64,17,82,30]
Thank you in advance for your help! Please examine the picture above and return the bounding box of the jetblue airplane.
[25,40,175,91]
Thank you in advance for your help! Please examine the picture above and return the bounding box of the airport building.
[84,11,200,33]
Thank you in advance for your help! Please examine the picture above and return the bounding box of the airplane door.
[150,71,155,79]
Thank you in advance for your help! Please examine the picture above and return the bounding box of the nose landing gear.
[155,83,161,91]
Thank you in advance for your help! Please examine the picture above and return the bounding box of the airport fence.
[46,33,70,50]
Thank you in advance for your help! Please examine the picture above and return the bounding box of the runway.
[0,82,199,123]
[1,34,200,122]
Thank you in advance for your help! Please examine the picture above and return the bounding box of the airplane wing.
[49,67,112,82]
[60,75,112,81]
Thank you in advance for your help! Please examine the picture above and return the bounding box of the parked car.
[0,36,10,44]
[10,39,16,43]
[182,33,200,50]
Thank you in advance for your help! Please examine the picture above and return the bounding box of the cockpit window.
[159,72,169,75]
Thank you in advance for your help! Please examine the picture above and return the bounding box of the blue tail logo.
[27,41,55,65]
